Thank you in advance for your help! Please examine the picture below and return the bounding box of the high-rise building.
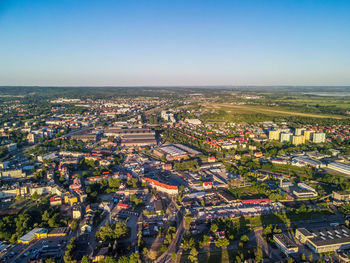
[303,130,314,141]
[292,135,305,145]
[295,128,305,136]
[280,133,292,143]
[269,130,280,141]
[312,132,326,143]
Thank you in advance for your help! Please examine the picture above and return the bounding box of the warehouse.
[295,226,350,253]
[327,162,350,176]
[273,233,299,255]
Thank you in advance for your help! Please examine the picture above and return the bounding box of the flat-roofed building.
[304,130,315,141]
[295,128,306,136]
[273,233,299,255]
[333,191,350,202]
[18,228,48,244]
[313,132,326,143]
[327,162,350,175]
[48,227,68,237]
[280,132,292,143]
[295,226,350,253]
[292,135,305,145]
[155,144,200,161]
[269,130,280,141]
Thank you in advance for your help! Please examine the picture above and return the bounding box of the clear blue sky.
[0,0,349,86]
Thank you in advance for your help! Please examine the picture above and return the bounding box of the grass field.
[204,103,345,119]
[178,248,231,263]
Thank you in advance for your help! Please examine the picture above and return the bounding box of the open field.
[178,248,231,263]
[204,103,346,119]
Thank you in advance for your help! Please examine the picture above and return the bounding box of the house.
[50,196,62,206]
[154,199,163,215]
[72,204,82,219]
[64,194,78,206]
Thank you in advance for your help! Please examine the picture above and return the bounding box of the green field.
[204,103,346,119]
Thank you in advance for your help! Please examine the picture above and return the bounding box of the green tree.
[210,223,218,233]
[184,215,193,229]
[188,248,198,263]
[183,238,195,251]
[240,235,249,243]
[216,238,229,248]
[32,191,39,200]
[81,255,91,263]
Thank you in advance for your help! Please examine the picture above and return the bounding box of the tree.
[70,220,78,231]
[81,255,91,263]
[184,215,193,229]
[308,252,313,262]
[255,247,263,262]
[102,257,117,263]
[188,248,198,263]
[240,235,249,243]
[170,252,177,262]
[215,238,229,248]
[142,247,149,258]
[114,221,128,238]
[108,178,121,189]
[45,259,55,263]
[183,238,195,251]
[210,223,218,233]
[32,191,39,200]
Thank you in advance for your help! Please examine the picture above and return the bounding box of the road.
[155,208,185,263]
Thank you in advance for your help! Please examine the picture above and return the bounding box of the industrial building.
[295,226,350,253]
[332,191,350,202]
[154,143,200,161]
[273,233,299,255]
[327,162,350,175]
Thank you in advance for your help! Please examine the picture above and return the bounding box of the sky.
[0,0,350,86]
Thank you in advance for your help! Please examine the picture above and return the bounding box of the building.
[50,196,62,206]
[70,133,97,142]
[313,132,326,143]
[27,133,36,144]
[279,178,293,188]
[7,143,17,152]
[18,228,48,244]
[293,183,318,198]
[295,128,305,136]
[185,118,202,125]
[273,233,299,255]
[72,205,82,219]
[332,191,350,202]
[154,144,201,161]
[64,194,78,206]
[143,177,178,195]
[292,156,321,168]
[327,162,350,175]
[0,169,26,179]
[47,227,68,237]
[292,135,305,145]
[269,130,280,141]
[304,130,314,141]
[295,226,350,253]
[280,133,292,143]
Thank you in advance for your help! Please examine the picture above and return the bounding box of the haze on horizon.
[0,0,350,86]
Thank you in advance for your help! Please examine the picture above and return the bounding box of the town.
[1,86,350,263]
